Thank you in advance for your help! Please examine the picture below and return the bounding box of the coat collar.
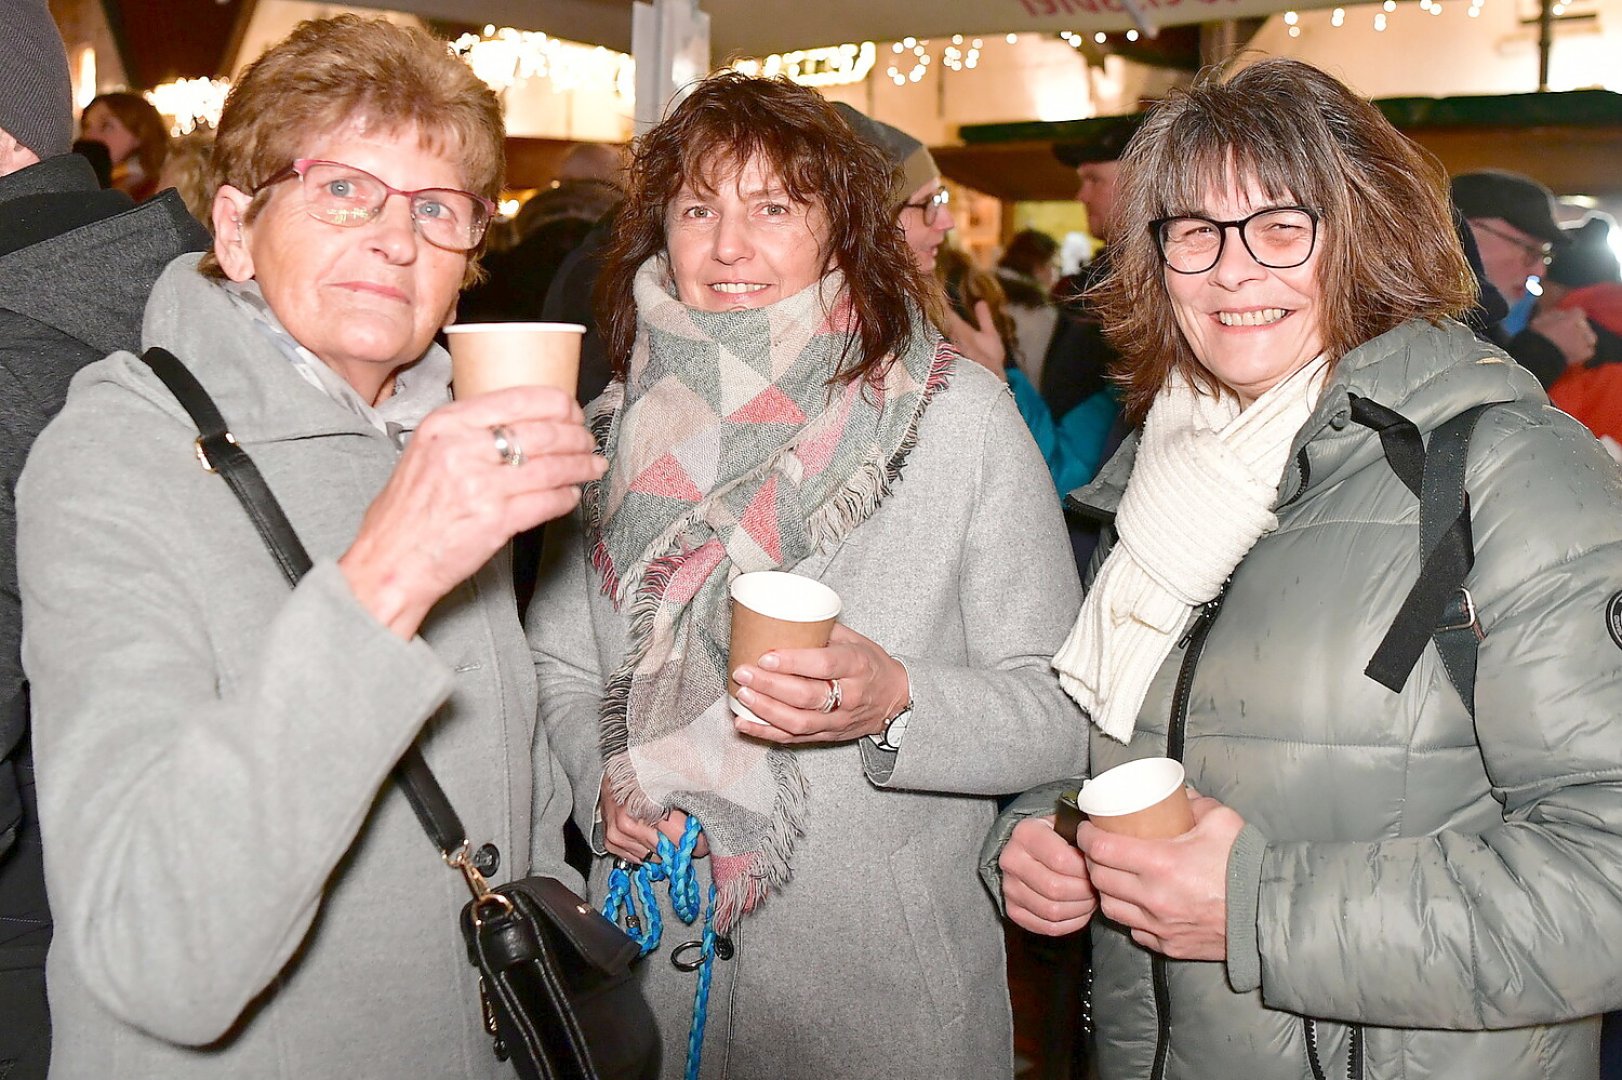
[76,253,451,447]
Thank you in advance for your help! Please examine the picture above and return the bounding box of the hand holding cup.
[339,386,604,639]
[727,572,908,744]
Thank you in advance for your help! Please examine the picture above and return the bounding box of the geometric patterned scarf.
[586,255,950,930]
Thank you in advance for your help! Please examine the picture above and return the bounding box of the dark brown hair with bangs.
[1098,58,1477,421]
[197,15,503,283]
[598,71,936,384]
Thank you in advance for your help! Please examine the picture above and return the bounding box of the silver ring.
[490,424,525,468]
[817,678,842,714]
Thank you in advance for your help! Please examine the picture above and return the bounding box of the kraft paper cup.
[728,571,842,726]
[1072,757,1195,839]
[445,322,585,399]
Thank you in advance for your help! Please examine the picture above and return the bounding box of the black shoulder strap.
[1348,395,1503,717]
[138,347,470,860]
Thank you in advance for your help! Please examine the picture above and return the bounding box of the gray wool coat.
[531,356,1088,1079]
[17,255,578,1079]
[985,318,1622,1080]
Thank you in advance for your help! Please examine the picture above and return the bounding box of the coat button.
[473,842,500,877]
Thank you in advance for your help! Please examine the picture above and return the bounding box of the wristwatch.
[870,701,913,752]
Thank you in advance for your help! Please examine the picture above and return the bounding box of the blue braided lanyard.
[601,816,722,1080]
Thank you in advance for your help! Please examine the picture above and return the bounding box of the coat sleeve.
[0,314,94,858]
[1245,408,1622,1028]
[864,379,1089,796]
[17,385,454,1046]
[529,511,608,844]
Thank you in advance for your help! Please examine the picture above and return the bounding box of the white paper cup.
[727,572,842,725]
[1073,757,1194,839]
[445,322,585,399]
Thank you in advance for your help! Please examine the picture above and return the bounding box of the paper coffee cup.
[1072,757,1195,839]
[727,571,842,725]
[445,322,585,399]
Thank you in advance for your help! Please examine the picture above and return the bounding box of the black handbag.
[138,346,660,1080]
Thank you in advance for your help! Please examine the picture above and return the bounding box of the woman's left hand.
[1074,792,1246,961]
[731,623,909,744]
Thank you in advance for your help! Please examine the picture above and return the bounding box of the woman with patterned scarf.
[531,72,1085,1079]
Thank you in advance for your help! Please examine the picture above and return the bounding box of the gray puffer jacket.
[984,318,1622,1080]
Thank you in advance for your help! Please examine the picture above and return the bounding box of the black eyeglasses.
[254,159,496,253]
[901,186,951,228]
[1469,219,1553,266]
[1150,206,1320,275]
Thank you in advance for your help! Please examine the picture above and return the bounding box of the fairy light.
[450,28,634,100]
[733,42,878,87]
[1284,10,1299,23]
[1095,31,1108,42]
[1126,28,1139,40]
[1331,6,1346,23]
[1374,11,1389,28]
[1006,33,1019,44]
[146,77,231,136]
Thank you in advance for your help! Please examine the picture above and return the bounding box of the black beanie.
[0,0,73,160]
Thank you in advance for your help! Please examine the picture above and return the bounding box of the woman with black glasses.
[987,58,1622,1080]
[15,17,604,1079]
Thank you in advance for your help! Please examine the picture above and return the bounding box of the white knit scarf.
[1053,355,1329,742]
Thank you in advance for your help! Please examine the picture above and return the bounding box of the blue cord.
[601,816,720,1080]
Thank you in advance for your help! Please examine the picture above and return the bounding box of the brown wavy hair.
[1097,57,1477,422]
[598,71,936,384]
[197,15,504,284]
[85,92,169,179]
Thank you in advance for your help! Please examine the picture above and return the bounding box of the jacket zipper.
[1149,584,1229,1080]
[1305,1017,1365,1080]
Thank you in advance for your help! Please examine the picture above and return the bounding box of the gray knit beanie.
[832,102,939,210]
[0,0,73,160]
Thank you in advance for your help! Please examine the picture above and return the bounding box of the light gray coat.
[17,255,578,1079]
[985,318,1622,1080]
[531,358,1087,1079]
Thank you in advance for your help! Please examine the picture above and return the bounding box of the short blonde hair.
[198,15,504,281]
[1099,58,1477,420]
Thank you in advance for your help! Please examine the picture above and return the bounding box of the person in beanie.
[1452,169,1599,386]
[0,2,208,1075]
[834,102,1118,502]
[1044,115,1141,420]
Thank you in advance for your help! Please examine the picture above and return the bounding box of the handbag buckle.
[447,842,515,926]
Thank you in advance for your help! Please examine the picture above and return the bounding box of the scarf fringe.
[711,752,811,932]
[595,546,689,821]
[804,347,955,550]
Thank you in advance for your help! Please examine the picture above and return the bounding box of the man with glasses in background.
[1453,169,1602,387]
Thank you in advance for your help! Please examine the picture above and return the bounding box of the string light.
[450,28,634,100]
[1331,6,1345,23]
[733,42,878,87]
[146,77,231,135]
[1374,11,1389,28]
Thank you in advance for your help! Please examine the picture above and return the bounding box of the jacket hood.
[1069,318,1543,518]
[0,159,209,356]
